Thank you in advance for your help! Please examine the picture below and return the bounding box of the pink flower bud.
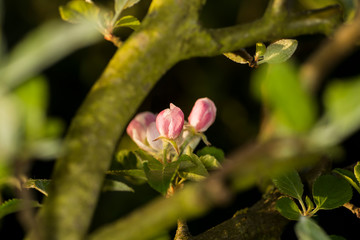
[156,103,184,139]
[188,98,216,132]
[146,122,163,151]
[126,112,156,149]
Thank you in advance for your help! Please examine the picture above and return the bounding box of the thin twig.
[343,202,360,218]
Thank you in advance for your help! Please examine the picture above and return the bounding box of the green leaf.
[259,39,298,64]
[305,196,314,212]
[252,62,316,133]
[272,169,304,200]
[106,169,147,183]
[143,158,179,195]
[0,20,100,91]
[59,0,100,24]
[199,155,221,170]
[329,235,346,240]
[313,174,352,210]
[223,52,248,64]
[313,77,360,147]
[275,197,301,220]
[0,199,41,219]
[295,216,331,240]
[115,0,141,14]
[116,150,142,169]
[23,179,51,196]
[333,168,360,194]
[354,162,360,185]
[255,42,266,59]
[102,179,134,192]
[178,154,208,181]
[114,15,140,31]
[177,154,196,171]
[196,146,225,163]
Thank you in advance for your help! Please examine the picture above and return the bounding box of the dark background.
[2,0,360,239]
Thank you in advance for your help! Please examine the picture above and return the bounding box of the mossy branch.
[32,0,342,239]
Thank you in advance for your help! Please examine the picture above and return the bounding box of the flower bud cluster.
[126,98,216,156]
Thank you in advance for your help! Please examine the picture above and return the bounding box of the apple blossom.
[156,103,184,140]
[188,98,216,132]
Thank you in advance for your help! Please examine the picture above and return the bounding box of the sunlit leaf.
[0,199,41,219]
[102,179,134,192]
[275,197,301,220]
[295,216,331,240]
[255,42,266,59]
[354,162,360,185]
[272,169,304,200]
[223,52,248,64]
[258,39,297,64]
[333,168,360,194]
[114,15,140,31]
[305,196,314,212]
[23,179,51,196]
[196,146,225,163]
[59,0,100,24]
[313,174,352,210]
[199,155,221,170]
[178,154,208,181]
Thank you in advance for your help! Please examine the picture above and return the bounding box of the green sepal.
[272,169,304,201]
[333,168,360,194]
[0,199,41,219]
[102,179,134,192]
[275,197,301,220]
[23,179,51,196]
[312,174,352,210]
[114,15,140,31]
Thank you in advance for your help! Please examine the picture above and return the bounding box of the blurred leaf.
[295,216,331,240]
[59,0,100,24]
[114,15,140,31]
[275,197,301,220]
[305,196,314,212]
[253,62,316,133]
[24,179,51,196]
[272,169,304,200]
[0,95,21,161]
[0,199,41,219]
[114,0,141,15]
[0,163,11,187]
[313,174,352,210]
[106,169,147,180]
[333,168,360,194]
[102,179,134,192]
[143,158,179,195]
[223,52,248,64]
[178,154,208,181]
[0,20,100,91]
[329,235,346,240]
[354,162,360,185]
[311,76,360,147]
[196,146,225,163]
[258,39,297,64]
[44,118,65,139]
[14,76,48,141]
[123,0,141,10]
[27,139,63,160]
[199,155,221,170]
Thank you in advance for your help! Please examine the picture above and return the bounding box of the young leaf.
[275,197,301,220]
[102,179,134,192]
[177,154,196,171]
[0,199,41,219]
[106,169,147,182]
[223,52,248,64]
[305,196,314,212]
[259,39,298,64]
[333,168,360,194]
[23,179,51,196]
[199,155,222,170]
[59,0,100,24]
[354,162,360,185]
[114,15,140,31]
[178,154,208,181]
[313,174,352,210]
[116,150,142,169]
[295,216,331,240]
[255,42,266,59]
[143,158,179,195]
[272,169,304,201]
[114,0,141,14]
[196,146,225,163]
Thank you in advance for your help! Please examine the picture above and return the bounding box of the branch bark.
[31,1,343,239]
